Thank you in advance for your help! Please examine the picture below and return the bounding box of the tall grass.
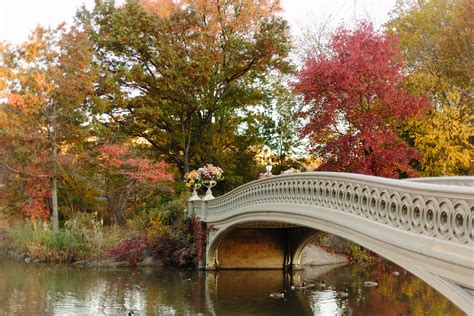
[7,214,125,263]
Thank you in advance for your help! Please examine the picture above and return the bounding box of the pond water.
[0,255,463,315]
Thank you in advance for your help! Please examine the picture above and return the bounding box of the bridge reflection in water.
[188,172,474,314]
[0,254,463,315]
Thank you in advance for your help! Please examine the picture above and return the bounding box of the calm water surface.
[0,255,463,315]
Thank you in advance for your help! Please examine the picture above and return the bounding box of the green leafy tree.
[77,0,292,183]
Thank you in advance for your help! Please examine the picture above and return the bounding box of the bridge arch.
[188,172,474,314]
[207,221,318,270]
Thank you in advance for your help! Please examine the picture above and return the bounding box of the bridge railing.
[189,172,473,246]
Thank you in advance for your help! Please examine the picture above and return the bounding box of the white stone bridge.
[187,172,474,314]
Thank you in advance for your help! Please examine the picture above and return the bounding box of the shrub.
[126,196,186,236]
[145,197,187,239]
[102,236,148,265]
[149,218,202,267]
[150,233,195,267]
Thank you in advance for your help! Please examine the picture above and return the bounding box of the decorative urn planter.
[184,170,202,201]
[198,164,224,201]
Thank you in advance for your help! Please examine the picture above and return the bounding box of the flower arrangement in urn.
[184,170,202,201]
[198,164,224,200]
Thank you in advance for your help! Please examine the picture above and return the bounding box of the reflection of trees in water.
[0,257,206,315]
[345,263,464,316]
[0,256,465,315]
[294,263,463,316]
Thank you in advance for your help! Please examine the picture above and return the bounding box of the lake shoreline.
[0,215,378,269]
[0,237,364,271]
[0,217,147,268]
[0,235,162,269]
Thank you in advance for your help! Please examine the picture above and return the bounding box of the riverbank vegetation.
[3,198,202,266]
[0,0,471,266]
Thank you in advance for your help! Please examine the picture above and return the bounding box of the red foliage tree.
[293,23,430,178]
[97,144,173,224]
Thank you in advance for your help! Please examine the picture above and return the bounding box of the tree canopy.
[78,0,292,180]
[0,0,471,229]
[388,0,473,176]
[0,25,95,224]
[293,23,430,178]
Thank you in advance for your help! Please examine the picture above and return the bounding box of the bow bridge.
[187,172,473,314]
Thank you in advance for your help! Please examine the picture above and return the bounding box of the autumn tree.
[388,0,473,176]
[293,23,430,178]
[77,0,292,183]
[0,26,95,229]
[95,143,173,224]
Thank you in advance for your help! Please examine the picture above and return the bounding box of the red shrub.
[102,236,148,265]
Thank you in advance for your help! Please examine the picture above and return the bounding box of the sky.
[0,0,397,45]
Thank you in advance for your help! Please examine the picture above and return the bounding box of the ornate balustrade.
[191,172,473,247]
[188,172,474,313]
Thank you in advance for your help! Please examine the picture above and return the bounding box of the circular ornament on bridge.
[283,180,290,201]
[410,195,425,234]
[297,180,304,202]
[299,180,305,201]
[360,186,371,218]
[317,180,325,205]
[259,186,266,204]
[330,182,338,207]
[271,181,276,196]
[271,182,278,203]
[368,188,380,221]
[323,181,331,207]
[291,180,298,201]
[452,201,469,243]
[399,194,412,230]
[289,180,296,201]
[388,193,401,227]
[278,182,284,202]
[284,181,290,201]
[287,180,294,201]
[352,185,362,216]
[319,181,327,206]
[337,182,345,209]
[436,199,454,240]
[291,180,297,199]
[344,183,354,213]
[422,198,438,236]
[264,184,271,202]
[306,180,314,203]
[309,180,317,203]
[377,190,390,224]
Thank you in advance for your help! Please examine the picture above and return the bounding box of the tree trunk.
[50,101,59,232]
[51,174,59,231]
[51,136,59,231]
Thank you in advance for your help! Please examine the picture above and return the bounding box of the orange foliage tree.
[0,25,95,227]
